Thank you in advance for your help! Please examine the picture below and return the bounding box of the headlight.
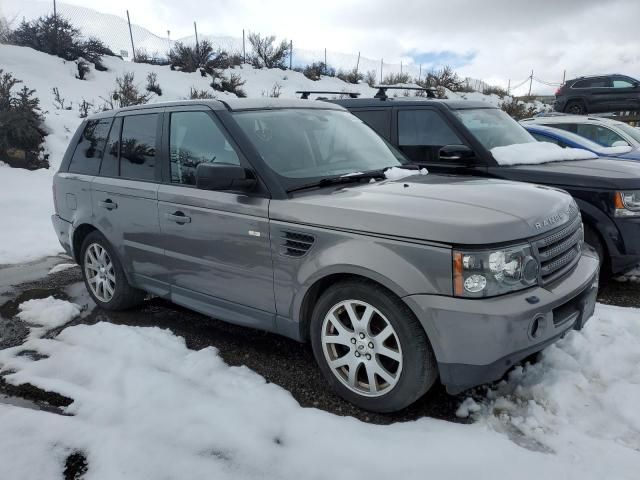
[453,244,539,298]
[614,191,640,217]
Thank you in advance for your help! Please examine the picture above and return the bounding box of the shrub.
[76,59,90,80]
[262,83,282,98]
[418,65,465,92]
[101,72,151,110]
[501,97,537,120]
[52,87,71,110]
[188,87,215,100]
[483,85,508,98]
[211,71,246,97]
[0,16,11,43]
[301,62,334,81]
[0,70,48,169]
[9,15,113,71]
[382,72,411,85]
[78,99,93,118]
[168,41,241,74]
[247,32,289,69]
[145,72,162,96]
[364,70,377,87]
[337,68,364,84]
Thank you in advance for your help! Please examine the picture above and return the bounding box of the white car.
[521,114,640,148]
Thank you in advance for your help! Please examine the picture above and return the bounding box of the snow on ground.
[48,262,78,274]
[491,141,598,166]
[0,298,639,479]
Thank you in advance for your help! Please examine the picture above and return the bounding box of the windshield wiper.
[286,166,420,193]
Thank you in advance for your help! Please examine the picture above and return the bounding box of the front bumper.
[403,250,599,394]
[51,214,73,258]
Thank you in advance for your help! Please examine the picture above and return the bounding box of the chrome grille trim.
[533,213,583,285]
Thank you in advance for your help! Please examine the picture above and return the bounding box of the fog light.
[464,274,487,293]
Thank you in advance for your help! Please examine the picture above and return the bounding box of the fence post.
[126,10,136,62]
[355,51,360,75]
[242,29,246,64]
[380,59,383,83]
[507,79,511,96]
[528,70,533,97]
[194,21,199,53]
[324,48,327,67]
[53,0,59,56]
[289,40,293,70]
[418,64,422,82]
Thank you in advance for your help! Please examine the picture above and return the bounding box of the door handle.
[98,199,117,210]
[165,211,191,224]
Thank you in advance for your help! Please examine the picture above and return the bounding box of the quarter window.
[398,110,462,146]
[169,111,240,185]
[120,114,158,181]
[613,79,635,88]
[352,110,391,140]
[68,119,112,175]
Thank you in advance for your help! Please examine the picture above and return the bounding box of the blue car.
[523,124,640,161]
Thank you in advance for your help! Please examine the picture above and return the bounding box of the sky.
[3,0,640,94]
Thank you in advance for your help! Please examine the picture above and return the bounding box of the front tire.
[80,231,146,310]
[310,280,438,412]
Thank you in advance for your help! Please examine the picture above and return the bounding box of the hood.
[495,158,640,189]
[270,175,576,245]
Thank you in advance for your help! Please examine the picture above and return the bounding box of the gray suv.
[52,99,599,412]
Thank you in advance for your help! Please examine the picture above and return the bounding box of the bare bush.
[145,72,162,96]
[262,83,282,98]
[501,97,537,120]
[188,87,215,100]
[383,72,411,85]
[211,71,246,97]
[300,62,335,81]
[483,85,508,98]
[102,72,151,110]
[364,70,377,87]
[168,41,241,74]
[52,87,71,110]
[247,32,289,69]
[78,99,93,118]
[418,65,466,92]
[76,59,90,80]
[337,68,364,84]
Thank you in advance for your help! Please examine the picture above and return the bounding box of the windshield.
[233,109,406,189]
[615,122,640,144]
[455,108,536,150]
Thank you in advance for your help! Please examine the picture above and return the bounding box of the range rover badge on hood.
[534,202,578,230]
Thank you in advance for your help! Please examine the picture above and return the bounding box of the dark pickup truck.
[326,93,640,277]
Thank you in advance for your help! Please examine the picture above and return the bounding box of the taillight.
[555,86,563,96]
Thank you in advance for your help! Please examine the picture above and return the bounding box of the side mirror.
[196,163,257,192]
[439,144,475,162]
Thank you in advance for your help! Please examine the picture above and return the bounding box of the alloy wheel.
[321,300,403,397]
[84,243,116,303]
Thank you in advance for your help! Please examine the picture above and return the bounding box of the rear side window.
[68,119,112,175]
[572,78,610,88]
[352,110,391,140]
[398,110,462,146]
[120,114,158,181]
[613,79,634,88]
[169,111,240,185]
[100,117,122,177]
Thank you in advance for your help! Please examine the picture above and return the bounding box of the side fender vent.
[280,231,315,257]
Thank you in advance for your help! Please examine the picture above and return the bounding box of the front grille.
[533,214,583,285]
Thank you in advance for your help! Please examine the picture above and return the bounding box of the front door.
[157,107,275,330]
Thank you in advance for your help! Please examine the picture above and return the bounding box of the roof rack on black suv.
[372,85,437,100]
[296,90,361,99]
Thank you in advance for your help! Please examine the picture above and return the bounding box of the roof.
[87,98,344,120]
[324,97,495,110]
[520,114,619,125]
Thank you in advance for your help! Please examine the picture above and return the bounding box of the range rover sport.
[52,99,599,412]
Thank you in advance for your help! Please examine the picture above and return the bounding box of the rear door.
[157,106,275,329]
[91,110,168,296]
[608,76,640,112]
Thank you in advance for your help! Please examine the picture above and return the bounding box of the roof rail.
[373,85,437,100]
[296,90,361,99]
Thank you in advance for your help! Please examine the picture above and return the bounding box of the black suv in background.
[554,74,640,114]
[325,94,640,277]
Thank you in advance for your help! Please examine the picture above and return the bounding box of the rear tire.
[80,231,146,310]
[310,279,438,412]
[565,100,586,115]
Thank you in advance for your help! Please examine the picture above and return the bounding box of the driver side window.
[169,111,240,186]
[398,110,462,162]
